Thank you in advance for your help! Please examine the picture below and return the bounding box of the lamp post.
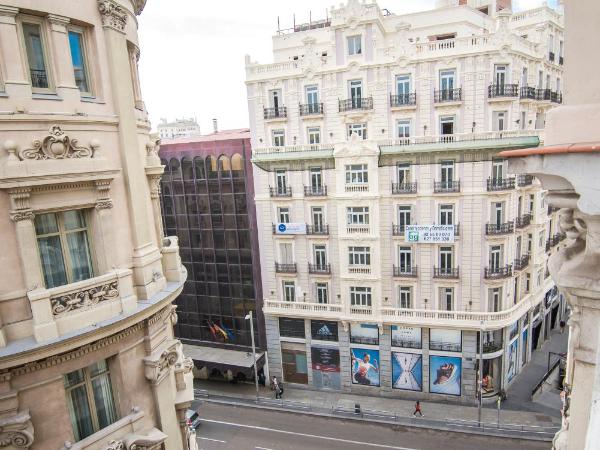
[478,320,484,427]
[245,311,259,402]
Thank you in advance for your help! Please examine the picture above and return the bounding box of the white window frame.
[439,246,454,271]
[396,74,411,96]
[316,282,328,304]
[397,163,411,184]
[305,85,319,105]
[347,123,367,140]
[68,25,93,96]
[348,246,371,266]
[345,164,368,184]
[440,287,454,311]
[272,129,285,147]
[283,281,296,302]
[313,244,327,266]
[397,205,412,229]
[347,35,362,55]
[489,287,502,312]
[439,204,454,225]
[397,119,411,139]
[398,287,412,309]
[19,16,54,93]
[350,286,371,306]
[347,206,369,225]
[278,207,290,223]
[307,126,321,145]
[398,246,412,272]
[493,111,508,132]
[439,69,455,91]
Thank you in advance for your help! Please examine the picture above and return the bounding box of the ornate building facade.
[0,1,191,449]
[246,0,566,402]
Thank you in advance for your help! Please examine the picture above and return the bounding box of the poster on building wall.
[275,223,306,235]
[311,320,338,341]
[429,329,462,352]
[429,355,462,396]
[350,323,379,345]
[509,321,519,340]
[311,346,341,390]
[522,329,528,366]
[392,352,422,391]
[391,326,422,349]
[351,348,380,386]
[506,339,519,383]
[405,225,455,243]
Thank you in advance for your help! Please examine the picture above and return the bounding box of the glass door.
[312,207,324,232]
[276,169,287,194]
[310,168,322,191]
[350,80,362,108]
[314,245,327,267]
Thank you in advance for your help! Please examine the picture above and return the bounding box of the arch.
[231,153,243,176]
[169,158,181,179]
[218,155,231,178]
[206,155,218,179]
[181,157,193,180]
[194,156,206,180]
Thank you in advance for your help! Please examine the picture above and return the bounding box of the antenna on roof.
[293,13,296,30]
[277,16,280,32]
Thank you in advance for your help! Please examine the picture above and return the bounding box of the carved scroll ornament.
[97,0,128,31]
[51,280,119,316]
[18,126,93,160]
[0,410,34,449]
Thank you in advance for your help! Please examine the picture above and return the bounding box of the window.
[316,283,328,304]
[398,287,412,309]
[520,111,527,130]
[538,70,544,89]
[272,130,285,147]
[349,246,371,266]
[307,127,321,145]
[440,116,454,136]
[279,242,293,264]
[65,360,117,441]
[310,167,322,190]
[35,210,94,289]
[527,233,533,253]
[397,120,411,139]
[345,164,368,184]
[127,43,143,109]
[279,317,305,338]
[546,74,551,90]
[22,22,50,90]
[397,205,412,230]
[440,69,455,91]
[492,202,504,225]
[275,169,287,193]
[521,67,528,87]
[492,159,504,180]
[396,74,411,96]
[529,194,535,214]
[350,286,371,306]
[539,230,545,248]
[440,246,453,271]
[556,77,561,93]
[398,246,412,272]
[349,79,362,103]
[68,29,91,94]
[525,273,531,293]
[559,40,564,58]
[489,245,502,270]
[548,34,554,54]
[493,111,507,131]
[440,287,454,311]
[311,206,324,231]
[347,206,369,225]
[314,245,327,267]
[270,89,282,109]
[439,204,454,225]
[397,163,410,184]
[489,288,501,312]
[441,160,454,182]
[283,281,296,302]
[306,85,319,106]
[347,35,362,55]
[494,64,507,85]
[348,123,367,140]
[278,207,290,223]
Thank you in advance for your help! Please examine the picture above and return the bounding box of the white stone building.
[158,118,201,140]
[246,0,566,402]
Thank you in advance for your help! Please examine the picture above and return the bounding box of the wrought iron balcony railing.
[484,265,513,279]
[559,56,564,65]
[306,224,329,235]
[488,84,519,98]
[434,180,460,193]
[339,97,373,112]
[486,222,514,235]
[517,174,534,186]
[515,214,532,229]
[308,263,331,274]
[520,86,537,100]
[551,91,563,103]
[483,341,503,353]
[536,88,552,101]
[299,102,324,116]
[304,185,327,196]
[433,267,460,279]
[487,177,516,191]
[264,106,287,119]
[392,224,412,236]
[391,182,417,194]
[434,88,462,103]
[269,186,292,197]
[390,93,417,107]
[393,265,418,277]
[549,51,555,62]
[275,263,297,273]
[514,254,530,271]
[30,69,49,89]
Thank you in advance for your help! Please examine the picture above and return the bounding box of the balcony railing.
[299,102,324,116]
[391,182,417,194]
[308,263,331,274]
[549,51,555,62]
[306,224,329,235]
[514,254,530,271]
[485,265,513,279]
[346,225,370,234]
[483,341,503,353]
[264,106,287,119]
[434,88,462,103]
[520,86,537,100]
[390,93,417,107]
[304,185,327,196]
[488,84,519,98]
[551,91,563,103]
[551,233,565,247]
[393,266,418,277]
[339,97,373,112]
[518,174,534,186]
[487,177,516,191]
[559,56,564,65]
[30,68,48,89]
[433,267,460,279]
[348,266,371,274]
[275,263,297,273]
[515,213,532,229]
[392,224,410,236]
[434,180,460,193]
[269,186,292,197]
[536,88,552,101]
[485,222,514,235]
[345,184,368,192]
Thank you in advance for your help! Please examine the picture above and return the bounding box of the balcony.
[551,91,563,103]
[308,263,331,275]
[390,93,417,107]
[306,224,329,235]
[520,86,537,100]
[487,177,516,191]
[518,174,534,186]
[263,106,287,120]
[488,84,519,98]
[514,254,531,271]
[515,213,532,229]
[391,182,417,194]
[486,222,514,235]
[551,232,566,247]
[559,56,564,65]
[345,184,368,193]
[434,88,462,103]
[299,102,324,116]
[393,265,418,277]
[536,88,552,101]
[269,186,292,197]
[30,68,48,89]
[434,180,460,193]
[304,185,327,197]
[275,263,297,273]
[263,300,343,320]
[433,267,460,279]
[483,341,503,353]
[348,266,371,275]
[392,224,410,236]
[346,225,370,234]
[484,265,513,279]
[339,97,373,112]
[549,51,555,62]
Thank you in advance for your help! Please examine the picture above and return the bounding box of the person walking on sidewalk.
[413,401,423,417]
[560,320,566,334]
[272,376,280,399]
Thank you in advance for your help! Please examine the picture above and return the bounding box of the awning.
[182,344,264,369]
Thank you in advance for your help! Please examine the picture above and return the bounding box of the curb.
[195,395,556,442]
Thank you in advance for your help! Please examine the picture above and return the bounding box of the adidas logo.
[317,325,332,336]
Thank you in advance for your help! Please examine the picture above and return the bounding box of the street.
[195,402,550,450]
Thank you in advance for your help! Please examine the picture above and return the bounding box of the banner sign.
[405,225,454,243]
[275,223,306,235]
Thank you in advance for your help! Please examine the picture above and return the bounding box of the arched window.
[206,155,218,179]
[181,157,193,180]
[218,155,231,178]
[169,158,181,180]
[231,153,243,177]
[194,156,206,180]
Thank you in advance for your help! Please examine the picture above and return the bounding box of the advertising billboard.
[351,348,380,386]
[430,355,462,396]
[429,328,462,352]
[311,320,338,341]
[506,339,519,383]
[392,352,423,391]
[350,323,379,345]
[391,326,422,349]
[311,346,341,390]
[275,223,307,235]
[405,225,455,243]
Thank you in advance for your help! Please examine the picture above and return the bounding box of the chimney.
[213,118,218,133]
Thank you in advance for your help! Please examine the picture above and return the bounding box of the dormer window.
[347,35,362,55]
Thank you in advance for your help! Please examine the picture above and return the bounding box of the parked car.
[186,408,201,430]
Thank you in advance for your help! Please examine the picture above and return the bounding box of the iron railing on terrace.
[275,263,297,273]
[520,86,537,100]
[276,19,331,35]
[304,185,327,196]
[488,84,519,98]
[299,102,324,116]
[308,263,331,274]
[390,93,417,107]
[434,88,462,103]
[433,267,460,279]
[550,91,563,103]
[514,254,531,271]
[434,180,460,193]
[487,177,516,191]
[482,341,503,353]
[393,266,418,277]
[264,106,287,119]
[378,129,542,149]
[269,186,292,197]
[391,182,417,194]
[518,174,534,186]
[486,222,515,235]
[306,224,329,235]
[484,265,513,279]
[515,214,532,229]
[252,142,334,157]
[339,97,373,112]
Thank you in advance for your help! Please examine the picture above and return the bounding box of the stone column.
[0,6,28,97]
[93,179,114,274]
[46,14,79,101]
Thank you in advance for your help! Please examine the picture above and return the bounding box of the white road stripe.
[200,418,417,450]
[198,437,227,443]
[255,447,276,450]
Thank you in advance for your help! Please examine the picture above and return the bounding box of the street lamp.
[245,310,260,402]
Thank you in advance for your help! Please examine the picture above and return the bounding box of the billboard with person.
[311,346,341,390]
[429,355,462,396]
[506,339,519,383]
[392,352,422,391]
[351,348,380,386]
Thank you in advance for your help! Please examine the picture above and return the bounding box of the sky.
[138,0,553,133]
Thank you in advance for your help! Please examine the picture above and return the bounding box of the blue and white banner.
[275,223,306,235]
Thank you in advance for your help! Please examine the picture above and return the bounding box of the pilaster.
[0,6,29,96]
[46,14,80,101]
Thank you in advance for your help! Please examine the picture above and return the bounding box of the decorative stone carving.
[95,200,114,210]
[169,305,178,326]
[0,410,34,449]
[18,126,93,160]
[8,188,34,222]
[104,441,124,450]
[131,0,147,15]
[94,179,114,210]
[9,210,34,222]
[144,343,179,384]
[97,0,128,32]
[50,280,119,316]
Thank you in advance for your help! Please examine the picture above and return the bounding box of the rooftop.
[160,128,250,146]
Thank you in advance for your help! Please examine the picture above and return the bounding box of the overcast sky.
[138,0,553,133]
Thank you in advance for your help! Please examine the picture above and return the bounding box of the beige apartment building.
[0,1,192,449]
[246,0,566,402]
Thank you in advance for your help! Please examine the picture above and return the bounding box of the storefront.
[281,342,308,384]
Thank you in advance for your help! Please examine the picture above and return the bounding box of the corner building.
[246,0,567,402]
[0,1,192,449]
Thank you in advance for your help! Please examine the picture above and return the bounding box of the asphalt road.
[195,402,550,450]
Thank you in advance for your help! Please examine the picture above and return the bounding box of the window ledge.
[80,95,105,104]
[0,91,8,98]
[32,93,63,101]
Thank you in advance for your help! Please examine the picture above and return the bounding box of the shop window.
[279,317,305,339]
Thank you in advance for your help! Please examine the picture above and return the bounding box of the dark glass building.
[158,129,264,356]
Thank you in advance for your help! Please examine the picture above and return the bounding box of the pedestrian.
[272,376,281,399]
[413,400,423,417]
[560,320,566,334]
[278,381,284,399]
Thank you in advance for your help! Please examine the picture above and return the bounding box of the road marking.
[200,418,417,449]
[198,437,227,443]
[255,447,276,450]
